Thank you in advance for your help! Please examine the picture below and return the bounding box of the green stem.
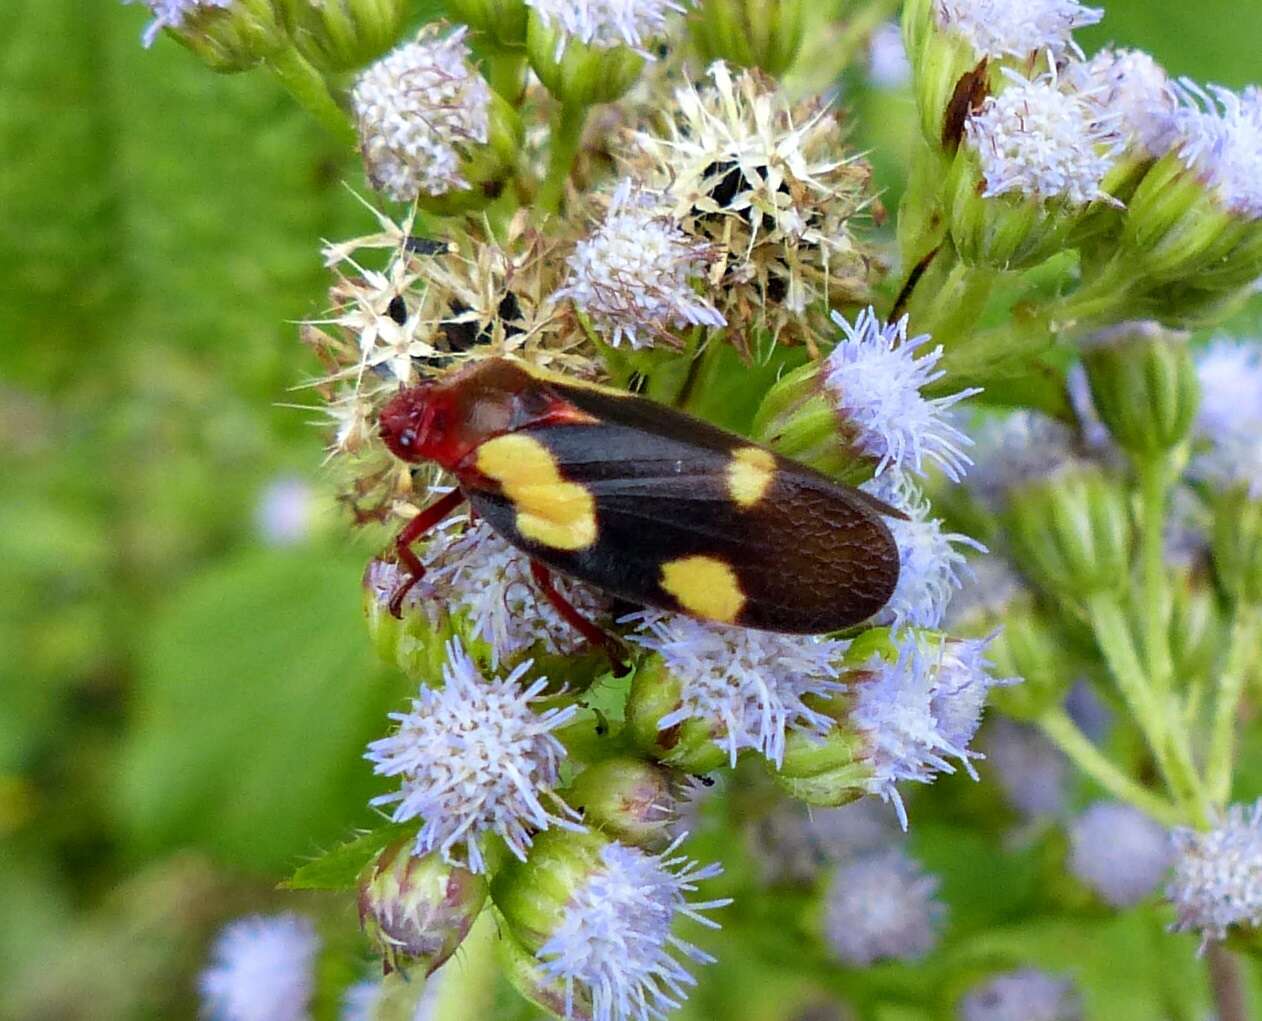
[1086,591,1207,823]
[265,45,357,148]
[1136,453,1175,699]
[1206,609,1261,807]
[536,103,589,216]
[1039,708,1182,827]
[429,910,500,1021]
[485,49,529,105]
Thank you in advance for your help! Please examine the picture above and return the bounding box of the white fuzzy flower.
[868,22,911,90]
[1068,800,1172,907]
[1191,339,1262,498]
[130,0,233,46]
[537,839,728,1021]
[748,799,901,886]
[1167,83,1262,219]
[823,849,944,966]
[199,914,318,1021]
[933,0,1100,60]
[555,181,725,348]
[824,308,980,482]
[1064,49,1177,156]
[981,718,1068,820]
[965,411,1078,511]
[352,28,491,201]
[422,520,609,665]
[965,72,1121,206]
[365,640,580,872]
[959,969,1082,1021]
[1168,800,1262,949]
[338,979,381,1021]
[863,472,985,630]
[326,392,377,456]
[631,611,846,766]
[255,477,316,547]
[850,633,1010,827]
[525,0,686,55]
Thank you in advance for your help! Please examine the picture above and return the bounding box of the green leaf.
[114,547,411,873]
[284,820,416,890]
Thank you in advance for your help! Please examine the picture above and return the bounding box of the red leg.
[388,489,466,618]
[530,560,630,675]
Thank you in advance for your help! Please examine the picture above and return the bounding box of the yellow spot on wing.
[660,556,746,623]
[476,434,597,550]
[727,446,777,508]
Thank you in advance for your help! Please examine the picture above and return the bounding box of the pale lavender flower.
[1167,83,1262,219]
[537,839,728,1021]
[351,28,491,201]
[1168,800,1262,950]
[1191,339,1262,499]
[365,640,580,872]
[748,799,901,886]
[338,979,381,1021]
[958,969,1082,1021]
[199,913,318,1021]
[1069,801,1172,907]
[824,308,980,482]
[422,520,610,665]
[965,71,1121,206]
[525,0,686,56]
[965,411,1078,511]
[981,718,1068,820]
[1064,48,1178,155]
[868,22,911,89]
[850,632,1010,827]
[630,611,847,766]
[1065,362,1118,461]
[934,0,1100,60]
[555,180,725,348]
[129,0,232,46]
[254,477,316,547]
[822,849,944,966]
[864,472,985,629]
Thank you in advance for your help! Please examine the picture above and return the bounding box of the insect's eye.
[398,429,415,448]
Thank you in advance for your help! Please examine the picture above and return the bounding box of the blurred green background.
[1,2,1259,1019]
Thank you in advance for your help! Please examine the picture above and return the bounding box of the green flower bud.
[279,0,407,71]
[986,609,1068,721]
[1123,152,1251,283]
[526,14,646,107]
[492,827,608,947]
[901,0,991,152]
[752,361,869,484]
[498,928,592,1020]
[625,655,730,773]
[363,559,452,683]
[564,757,680,851]
[357,841,489,974]
[153,0,288,72]
[690,0,807,77]
[944,143,1075,271]
[448,0,530,50]
[1006,466,1133,600]
[1081,322,1199,456]
[1212,491,1262,605]
[1170,570,1224,682]
[773,696,869,807]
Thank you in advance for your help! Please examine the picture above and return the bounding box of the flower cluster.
[139,0,1262,1017]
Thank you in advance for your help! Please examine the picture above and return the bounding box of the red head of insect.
[379,384,446,464]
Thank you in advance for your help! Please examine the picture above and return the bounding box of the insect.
[377,357,902,664]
